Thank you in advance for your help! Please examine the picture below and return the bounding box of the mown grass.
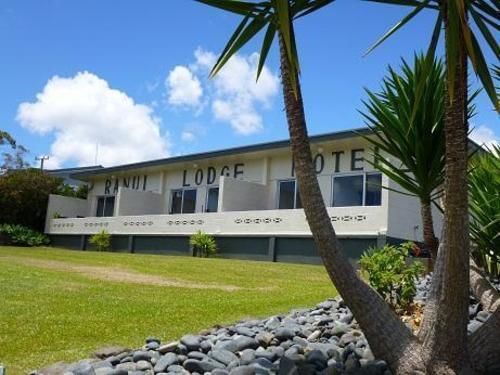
[0,246,334,374]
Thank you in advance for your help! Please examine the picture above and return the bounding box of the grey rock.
[71,362,95,375]
[116,362,137,372]
[166,364,187,373]
[103,370,128,375]
[180,335,201,351]
[183,359,225,373]
[467,320,483,334]
[211,349,239,366]
[236,327,255,337]
[94,346,130,360]
[292,337,308,347]
[187,351,207,360]
[91,361,112,370]
[306,350,327,369]
[255,332,274,347]
[145,337,160,344]
[306,330,321,342]
[255,347,275,361]
[135,361,152,371]
[94,368,115,375]
[264,317,281,330]
[107,352,129,366]
[252,358,273,369]
[240,349,256,365]
[296,363,316,375]
[153,353,178,372]
[221,336,258,352]
[275,328,295,341]
[331,323,351,337]
[132,351,152,362]
[157,341,179,354]
[200,340,213,353]
[145,341,160,350]
[212,370,230,375]
[278,357,298,375]
[476,310,491,323]
[229,366,256,375]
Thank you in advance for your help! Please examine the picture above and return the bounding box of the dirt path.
[0,256,267,292]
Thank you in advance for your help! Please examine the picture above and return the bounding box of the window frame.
[276,179,302,209]
[95,195,115,217]
[169,188,198,214]
[331,171,382,207]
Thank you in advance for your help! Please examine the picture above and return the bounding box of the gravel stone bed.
[34,275,500,375]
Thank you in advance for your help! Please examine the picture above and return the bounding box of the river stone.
[183,359,225,373]
[306,330,321,342]
[239,349,256,365]
[275,328,295,341]
[132,351,152,362]
[230,366,256,375]
[157,341,179,354]
[153,353,178,372]
[107,352,129,366]
[264,317,281,330]
[236,327,255,337]
[166,364,187,373]
[116,362,137,372]
[255,332,274,347]
[306,350,328,369]
[255,347,275,361]
[94,346,130,359]
[476,310,491,323]
[71,362,95,375]
[94,368,115,375]
[135,361,151,371]
[104,369,128,375]
[200,340,213,352]
[221,336,258,352]
[145,341,160,350]
[211,349,239,366]
[331,322,351,337]
[180,335,201,351]
[212,370,230,375]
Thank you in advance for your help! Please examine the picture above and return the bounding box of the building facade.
[45,128,441,263]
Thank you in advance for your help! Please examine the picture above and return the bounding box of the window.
[96,196,115,217]
[332,173,382,207]
[365,173,382,206]
[170,189,197,214]
[206,187,219,212]
[278,180,302,209]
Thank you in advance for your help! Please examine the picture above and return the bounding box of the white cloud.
[17,72,169,168]
[470,125,499,150]
[181,130,196,142]
[165,47,279,135]
[166,66,203,108]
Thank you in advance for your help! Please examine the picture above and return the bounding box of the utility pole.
[35,155,49,171]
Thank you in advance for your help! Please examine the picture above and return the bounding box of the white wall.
[115,187,164,216]
[45,194,89,233]
[218,177,270,212]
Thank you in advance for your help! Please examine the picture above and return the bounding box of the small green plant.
[0,224,50,247]
[89,230,111,252]
[359,242,424,310]
[189,231,217,258]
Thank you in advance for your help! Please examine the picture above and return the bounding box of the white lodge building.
[45,128,441,263]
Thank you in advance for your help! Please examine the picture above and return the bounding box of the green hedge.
[0,224,50,247]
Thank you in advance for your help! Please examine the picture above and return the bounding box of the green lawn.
[0,246,335,374]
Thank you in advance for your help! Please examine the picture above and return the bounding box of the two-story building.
[45,127,441,263]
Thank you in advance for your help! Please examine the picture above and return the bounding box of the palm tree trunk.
[420,200,439,270]
[277,33,425,373]
[419,2,472,371]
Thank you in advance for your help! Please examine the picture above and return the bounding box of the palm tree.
[361,55,446,263]
[364,1,499,371]
[196,0,499,372]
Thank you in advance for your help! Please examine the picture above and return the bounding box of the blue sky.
[1,0,498,169]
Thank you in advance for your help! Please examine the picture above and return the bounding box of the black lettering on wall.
[221,166,230,177]
[104,179,111,195]
[207,166,216,184]
[234,163,244,178]
[113,179,119,194]
[195,169,204,185]
[182,170,190,187]
[132,176,138,189]
[142,175,147,191]
[351,149,364,171]
[332,151,344,173]
[122,177,130,188]
[313,153,324,174]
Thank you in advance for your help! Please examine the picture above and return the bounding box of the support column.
[376,233,386,248]
[80,235,86,251]
[268,237,276,262]
[128,235,135,253]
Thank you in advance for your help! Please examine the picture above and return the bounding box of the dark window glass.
[103,196,115,217]
[365,173,382,206]
[96,197,105,217]
[170,190,183,214]
[182,189,197,213]
[96,196,115,217]
[332,175,363,207]
[206,187,219,212]
[278,180,296,209]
